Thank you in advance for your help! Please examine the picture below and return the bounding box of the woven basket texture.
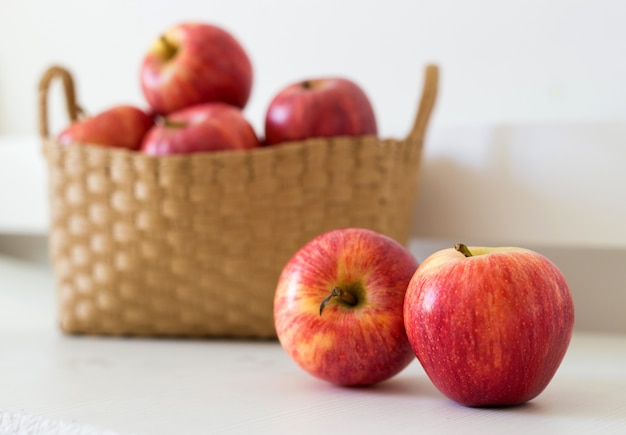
[38,65,438,338]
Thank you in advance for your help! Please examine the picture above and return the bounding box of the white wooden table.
[1,253,626,434]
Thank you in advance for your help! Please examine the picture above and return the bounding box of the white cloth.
[0,410,123,435]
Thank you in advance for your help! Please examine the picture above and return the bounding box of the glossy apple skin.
[264,78,377,146]
[57,105,154,150]
[404,246,575,407]
[141,102,260,156]
[274,228,418,386]
[141,22,253,115]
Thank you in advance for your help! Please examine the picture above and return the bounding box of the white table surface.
[1,253,626,435]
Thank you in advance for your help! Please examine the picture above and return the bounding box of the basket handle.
[38,65,82,140]
[407,64,439,142]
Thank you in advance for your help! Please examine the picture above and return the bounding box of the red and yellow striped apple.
[57,105,154,151]
[274,228,418,386]
[264,77,377,146]
[140,102,260,155]
[140,22,253,116]
[404,243,575,407]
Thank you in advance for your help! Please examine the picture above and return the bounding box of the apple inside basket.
[37,65,438,338]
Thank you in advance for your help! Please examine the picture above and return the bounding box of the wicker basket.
[38,65,438,338]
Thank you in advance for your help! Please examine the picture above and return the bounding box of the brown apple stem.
[319,286,357,316]
[160,35,178,60]
[455,243,473,257]
[302,80,313,90]
[162,118,187,129]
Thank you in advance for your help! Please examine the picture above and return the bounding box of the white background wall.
[0,0,625,332]
[2,0,626,136]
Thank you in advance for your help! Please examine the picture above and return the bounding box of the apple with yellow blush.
[274,228,418,386]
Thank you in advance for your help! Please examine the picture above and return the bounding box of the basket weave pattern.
[38,65,438,338]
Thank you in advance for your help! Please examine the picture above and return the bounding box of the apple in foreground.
[141,102,260,156]
[264,77,377,145]
[404,243,575,407]
[57,105,154,150]
[140,22,253,115]
[274,228,418,386]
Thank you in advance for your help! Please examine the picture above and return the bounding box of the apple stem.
[319,286,357,316]
[302,80,313,90]
[455,243,473,257]
[160,35,178,60]
[162,118,188,129]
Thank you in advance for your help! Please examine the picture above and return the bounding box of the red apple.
[140,22,253,115]
[57,105,154,150]
[141,102,260,155]
[274,228,418,386]
[264,77,377,145]
[403,243,575,407]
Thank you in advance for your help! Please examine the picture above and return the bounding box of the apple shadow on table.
[335,372,444,399]
[338,376,542,411]
[431,376,626,419]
